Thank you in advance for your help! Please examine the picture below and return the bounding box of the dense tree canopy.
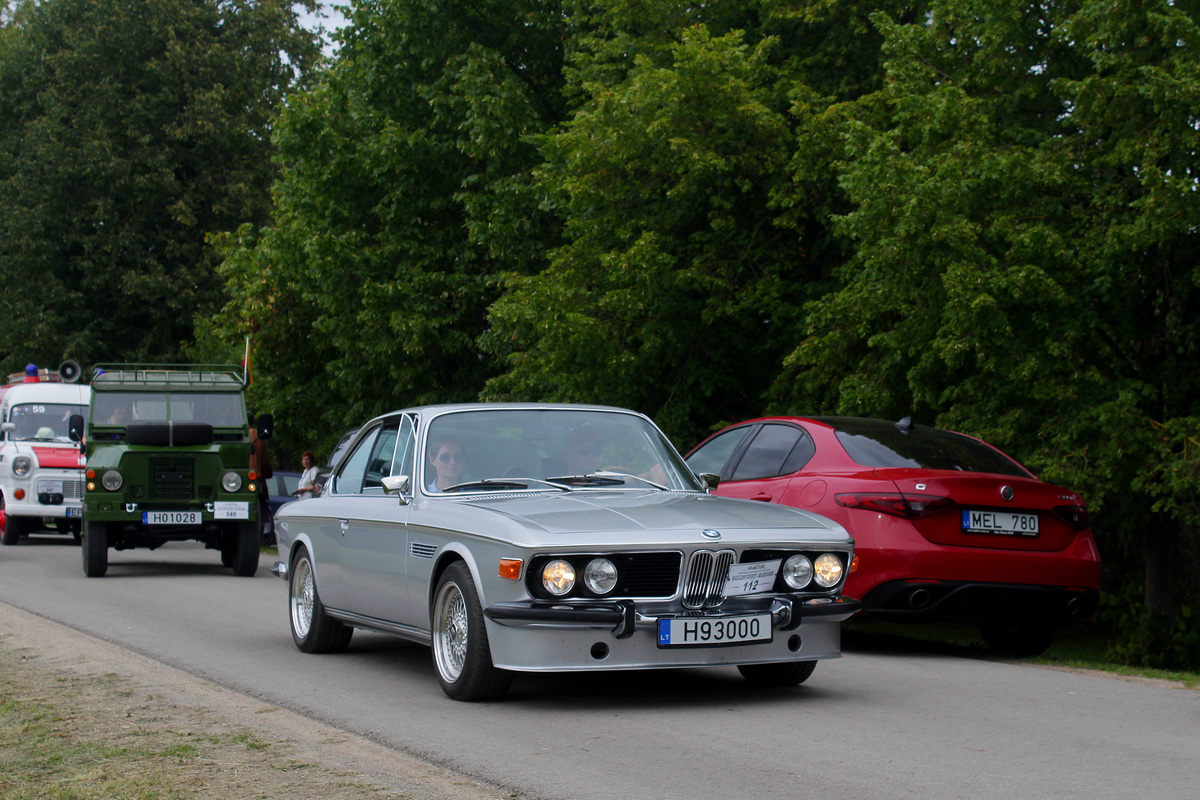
[198,0,568,458]
[0,0,320,371]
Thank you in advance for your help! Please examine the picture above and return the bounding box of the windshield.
[830,418,1031,477]
[424,408,704,493]
[7,403,87,441]
[92,392,246,428]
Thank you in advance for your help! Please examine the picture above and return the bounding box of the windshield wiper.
[440,478,569,493]
[544,471,668,490]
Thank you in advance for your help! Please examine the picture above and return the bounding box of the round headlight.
[541,559,576,596]
[12,456,31,477]
[583,558,618,595]
[813,554,844,588]
[782,554,814,589]
[221,471,243,492]
[101,470,123,491]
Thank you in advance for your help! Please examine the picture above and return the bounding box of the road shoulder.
[0,601,516,800]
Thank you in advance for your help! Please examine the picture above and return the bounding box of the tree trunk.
[1143,517,1178,617]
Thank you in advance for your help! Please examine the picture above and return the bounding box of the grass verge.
[0,639,401,800]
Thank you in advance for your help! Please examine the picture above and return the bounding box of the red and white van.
[0,363,90,544]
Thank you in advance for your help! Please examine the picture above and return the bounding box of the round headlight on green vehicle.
[101,470,123,491]
[221,471,243,492]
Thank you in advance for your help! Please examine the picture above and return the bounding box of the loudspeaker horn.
[58,360,82,383]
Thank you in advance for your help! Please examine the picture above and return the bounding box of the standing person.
[250,416,273,544]
[295,451,320,499]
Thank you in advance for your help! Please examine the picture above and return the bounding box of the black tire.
[289,548,353,653]
[81,520,109,578]
[980,622,1056,657]
[231,520,259,577]
[431,562,512,701]
[1,512,24,546]
[737,660,817,687]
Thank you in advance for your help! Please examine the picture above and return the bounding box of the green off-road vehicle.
[70,364,272,578]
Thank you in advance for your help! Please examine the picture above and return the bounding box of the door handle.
[339,518,349,535]
[750,493,772,502]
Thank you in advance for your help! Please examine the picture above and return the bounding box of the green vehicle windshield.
[92,392,246,428]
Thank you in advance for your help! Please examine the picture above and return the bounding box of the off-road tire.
[737,660,817,687]
[231,520,259,576]
[431,562,512,701]
[1,512,24,546]
[289,547,353,653]
[81,520,109,578]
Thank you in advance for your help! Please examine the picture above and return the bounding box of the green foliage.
[0,0,321,372]
[484,0,920,442]
[197,0,568,461]
[1098,587,1200,670]
[777,0,1200,623]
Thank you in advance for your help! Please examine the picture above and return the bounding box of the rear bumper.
[858,579,1099,626]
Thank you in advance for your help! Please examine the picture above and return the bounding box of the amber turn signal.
[498,558,523,580]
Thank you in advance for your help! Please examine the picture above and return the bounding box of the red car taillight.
[1053,504,1090,531]
[835,492,954,519]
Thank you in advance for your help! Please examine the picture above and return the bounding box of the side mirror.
[382,474,412,505]
[255,413,274,440]
[699,472,720,491]
[68,414,86,443]
[1,422,13,434]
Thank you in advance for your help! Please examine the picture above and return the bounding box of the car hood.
[448,490,848,542]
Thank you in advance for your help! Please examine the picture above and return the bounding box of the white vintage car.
[272,404,859,701]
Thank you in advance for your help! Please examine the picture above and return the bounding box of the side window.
[390,415,416,480]
[781,431,816,473]
[685,426,754,478]
[332,427,380,495]
[731,424,805,481]
[363,422,400,494]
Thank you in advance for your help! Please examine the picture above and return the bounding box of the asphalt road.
[0,534,1195,800]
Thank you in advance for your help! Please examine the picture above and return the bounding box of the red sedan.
[685,416,1101,655]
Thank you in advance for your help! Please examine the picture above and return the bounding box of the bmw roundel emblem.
[1000,486,1015,501]
[701,529,722,540]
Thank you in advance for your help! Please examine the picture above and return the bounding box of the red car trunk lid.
[880,471,1084,552]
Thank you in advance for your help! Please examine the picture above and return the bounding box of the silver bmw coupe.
[272,404,859,701]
